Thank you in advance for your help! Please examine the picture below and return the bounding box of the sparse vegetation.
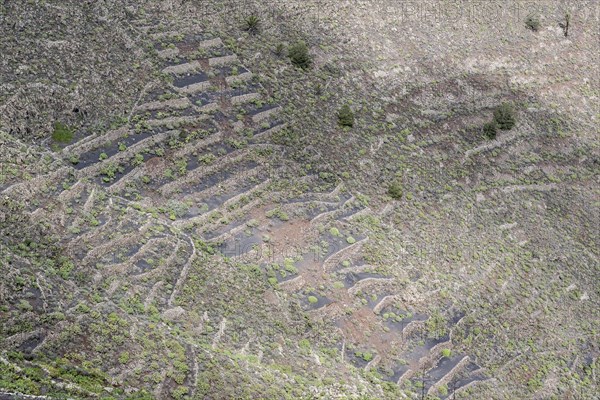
[1,3,597,400]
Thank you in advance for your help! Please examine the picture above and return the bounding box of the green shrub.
[118,351,130,364]
[171,386,188,400]
[243,15,260,34]
[361,352,374,362]
[438,384,448,396]
[388,181,403,200]
[52,122,74,143]
[525,15,541,31]
[483,121,498,139]
[288,41,312,70]
[275,43,285,57]
[337,104,354,128]
[493,102,516,130]
[308,296,318,304]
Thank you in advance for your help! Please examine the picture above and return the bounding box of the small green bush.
[52,122,74,143]
[493,102,516,130]
[388,181,403,200]
[483,121,498,139]
[118,351,130,364]
[308,296,318,304]
[337,104,354,128]
[288,41,312,70]
[275,43,285,56]
[361,352,374,362]
[525,15,541,31]
[243,15,260,34]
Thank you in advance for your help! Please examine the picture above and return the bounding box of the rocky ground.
[1,1,598,399]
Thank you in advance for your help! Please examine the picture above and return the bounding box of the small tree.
[525,15,541,31]
[388,181,403,200]
[288,41,312,70]
[483,120,498,139]
[337,104,354,127]
[243,15,260,34]
[559,13,570,37]
[493,103,516,130]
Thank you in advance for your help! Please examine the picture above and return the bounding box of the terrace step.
[322,237,369,272]
[197,38,223,49]
[150,30,184,40]
[81,221,153,264]
[162,60,202,75]
[173,177,270,228]
[451,363,488,397]
[157,47,179,59]
[310,195,360,225]
[335,264,380,276]
[178,164,263,205]
[146,114,208,128]
[365,354,382,371]
[426,355,470,397]
[103,237,175,275]
[136,97,191,112]
[201,198,265,242]
[250,122,287,143]
[348,277,394,296]
[252,106,281,124]
[168,238,197,306]
[1,166,70,199]
[63,127,130,157]
[134,239,186,282]
[159,149,253,196]
[174,80,212,95]
[230,92,261,106]
[208,55,238,67]
[76,129,179,176]
[225,71,253,86]
[372,295,400,315]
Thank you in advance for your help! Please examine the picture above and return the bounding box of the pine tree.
[337,104,354,128]
[493,103,516,130]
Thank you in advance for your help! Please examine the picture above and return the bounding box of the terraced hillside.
[1,1,599,399]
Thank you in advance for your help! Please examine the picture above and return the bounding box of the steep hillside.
[1,1,598,399]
